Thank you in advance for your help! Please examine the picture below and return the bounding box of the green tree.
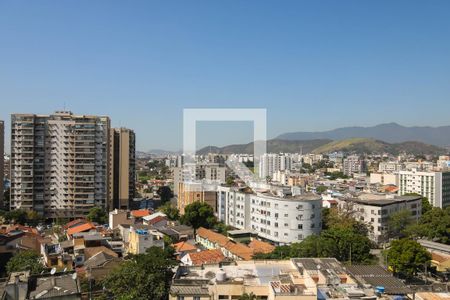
[102,247,176,300]
[158,203,180,221]
[180,201,216,231]
[386,239,430,278]
[421,197,432,215]
[404,207,450,244]
[387,209,414,239]
[157,186,173,204]
[239,292,257,300]
[214,222,233,235]
[26,210,44,226]
[4,209,28,224]
[226,176,235,185]
[86,207,108,224]
[6,250,45,275]
[315,185,328,194]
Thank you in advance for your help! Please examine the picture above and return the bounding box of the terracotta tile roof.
[188,249,225,266]
[84,246,118,260]
[6,225,40,235]
[196,227,229,247]
[173,241,198,253]
[64,219,88,230]
[431,252,450,263]
[223,241,254,260]
[147,215,167,225]
[131,209,151,218]
[248,239,275,254]
[67,222,96,236]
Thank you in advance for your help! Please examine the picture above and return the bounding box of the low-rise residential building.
[338,194,422,243]
[108,209,132,229]
[4,271,82,300]
[196,227,254,261]
[180,248,226,266]
[128,224,164,254]
[170,258,369,300]
[369,172,398,186]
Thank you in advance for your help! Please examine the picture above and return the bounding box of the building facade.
[218,185,322,245]
[177,181,219,215]
[338,194,422,243]
[258,153,292,179]
[0,120,4,208]
[10,111,110,219]
[108,127,136,210]
[173,162,225,195]
[398,169,450,208]
[343,155,366,177]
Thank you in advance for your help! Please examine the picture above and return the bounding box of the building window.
[177,296,185,300]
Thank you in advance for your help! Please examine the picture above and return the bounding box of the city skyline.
[2,1,450,151]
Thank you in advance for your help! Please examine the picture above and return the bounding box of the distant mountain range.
[277,123,450,147]
[197,138,447,155]
[138,123,450,156]
[197,139,331,155]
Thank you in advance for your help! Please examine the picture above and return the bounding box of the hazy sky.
[1,1,450,151]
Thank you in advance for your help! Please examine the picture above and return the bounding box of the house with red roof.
[180,249,226,266]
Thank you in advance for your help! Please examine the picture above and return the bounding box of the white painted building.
[258,153,292,179]
[218,185,322,245]
[369,173,399,186]
[338,194,422,243]
[398,169,450,208]
[378,161,402,172]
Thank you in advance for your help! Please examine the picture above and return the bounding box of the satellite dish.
[72,273,77,280]
[50,268,57,275]
[63,268,67,272]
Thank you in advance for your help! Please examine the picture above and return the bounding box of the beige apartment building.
[108,127,136,210]
[0,120,4,208]
[178,181,218,214]
[10,111,110,219]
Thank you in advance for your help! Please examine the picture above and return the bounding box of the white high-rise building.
[398,169,450,208]
[10,111,110,219]
[259,153,292,179]
[218,185,322,245]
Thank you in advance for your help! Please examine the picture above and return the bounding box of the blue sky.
[1,1,450,151]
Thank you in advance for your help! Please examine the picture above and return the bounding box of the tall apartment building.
[343,155,366,176]
[10,111,110,219]
[0,120,4,208]
[259,153,292,179]
[218,185,322,245]
[173,162,226,195]
[108,128,136,210]
[398,169,450,208]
